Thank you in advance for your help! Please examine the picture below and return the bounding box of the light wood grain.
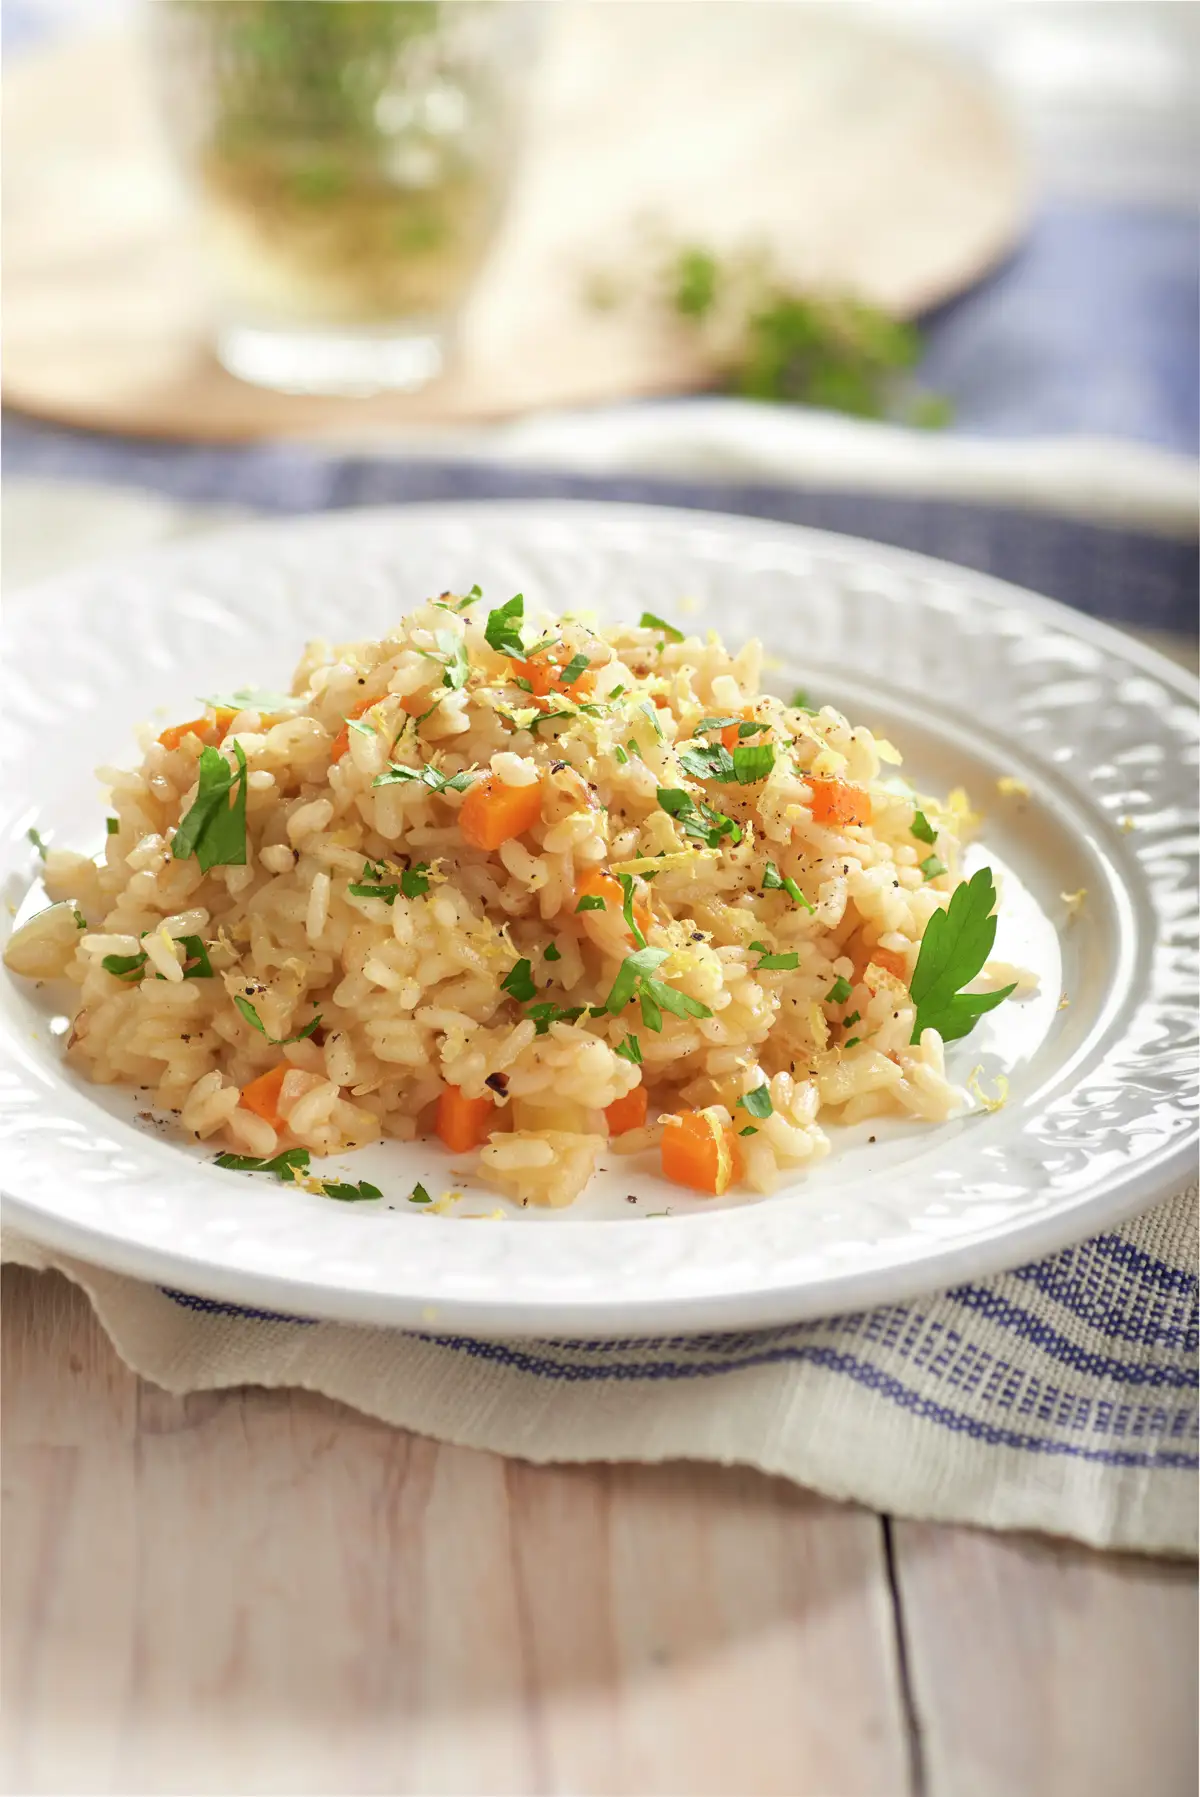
[1,7,1023,442]
[893,1518,1200,1797]
[1,1267,910,1797]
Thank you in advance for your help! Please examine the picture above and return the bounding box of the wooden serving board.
[2,4,1025,443]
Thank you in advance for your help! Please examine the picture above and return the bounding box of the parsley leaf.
[615,871,647,948]
[908,866,1016,1044]
[576,893,607,912]
[215,1147,310,1183]
[921,854,948,880]
[26,828,48,860]
[526,1001,587,1035]
[614,1033,643,1065]
[737,1085,773,1119]
[349,860,400,904]
[178,935,213,978]
[613,744,629,765]
[732,742,775,785]
[657,788,742,848]
[826,975,854,1004]
[558,651,591,688]
[234,996,322,1044]
[106,817,120,836]
[202,687,304,717]
[695,716,741,733]
[639,700,664,740]
[604,945,670,1014]
[544,942,561,962]
[485,593,525,658]
[319,1178,383,1203]
[756,951,799,971]
[401,864,431,898]
[602,945,712,1031]
[436,632,470,691]
[789,688,815,711]
[762,861,815,912]
[911,809,937,845]
[501,958,537,1002]
[373,762,476,795]
[102,950,148,981]
[639,611,684,643]
[172,742,248,871]
[409,1182,433,1204]
[679,743,737,782]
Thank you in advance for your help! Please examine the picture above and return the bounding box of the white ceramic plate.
[1,502,1195,1335]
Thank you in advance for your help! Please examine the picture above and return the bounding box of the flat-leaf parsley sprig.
[172,742,249,872]
[907,866,1015,1044]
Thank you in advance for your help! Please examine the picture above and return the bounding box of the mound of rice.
[5,590,990,1207]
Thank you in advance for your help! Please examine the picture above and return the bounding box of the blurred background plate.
[1,2,1025,440]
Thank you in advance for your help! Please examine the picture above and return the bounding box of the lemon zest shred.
[968,1066,1009,1113]
[997,776,1030,798]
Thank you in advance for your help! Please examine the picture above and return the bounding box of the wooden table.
[3,1265,1195,1797]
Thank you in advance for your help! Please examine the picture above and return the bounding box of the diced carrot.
[330,696,376,763]
[400,690,432,716]
[459,774,544,850]
[512,648,596,703]
[867,947,908,983]
[605,1084,648,1136]
[721,706,767,752]
[435,1086,495,1153]
[158,717,213,752]
[574,869,652,941]
[807,778,872,828]
[212,707,237,737]
[239,1064,289,1129]
[661,1109,741,1196]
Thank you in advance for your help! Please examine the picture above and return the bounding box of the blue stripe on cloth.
[944,1286,1196,1383]
[411,1332,1197,1469]
[1089,1233,1200,1295]
[4,416,1198,634]
[159,1287,317,1325]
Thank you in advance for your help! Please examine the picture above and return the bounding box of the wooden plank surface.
[3,1264,1196,1797]
[1,1266,910,1797]
[893,1519,1199,1797]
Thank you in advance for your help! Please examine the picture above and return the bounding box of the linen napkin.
[6,1182,1195,1559]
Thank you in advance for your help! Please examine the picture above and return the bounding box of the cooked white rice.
[5,591,992,1207]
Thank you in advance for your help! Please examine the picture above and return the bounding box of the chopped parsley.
[762,861,815,912]
[203,686,305,716]
[102,951,147,981]
[558,651,592,689]
[843,1011,861,1028]
[614,1033,643,1065]
[639,700,664,740]
[526,1001,587,1035]
[639,611,684,643]
[737,1085,773,1119]
[27,828,47,860]
[450,584,483,611]
[845,1037,862,1049]
[484,592,525,658]
[921,854,948,880]
[576,893,607,912]
[105,817,120,835]
[373,762,476,795]
[348,859,430,904]
[234,996,322,1044]
[615,871,647,947]
[544,942,562,962]
[911,809,938,845]
[101,933,212,983]
[739,1125,758,1137]
[501,958,538,1002]
[695,715,740,733]
[826,975,854,1004]
[442,637,470,690]
[908,865,1016,1044]
[409,1182,433,1204]
[657,788,742,848]
[172,741,248,871]
[755,950,799,971]
[732,742,775,785]
[527,710,576,734]
[215,1147,310,1182]
[319,1178,383,1203]
[614,744,629,765]
[790,689,817,713]
[603,945,713,1032]
[679,742,737,782]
